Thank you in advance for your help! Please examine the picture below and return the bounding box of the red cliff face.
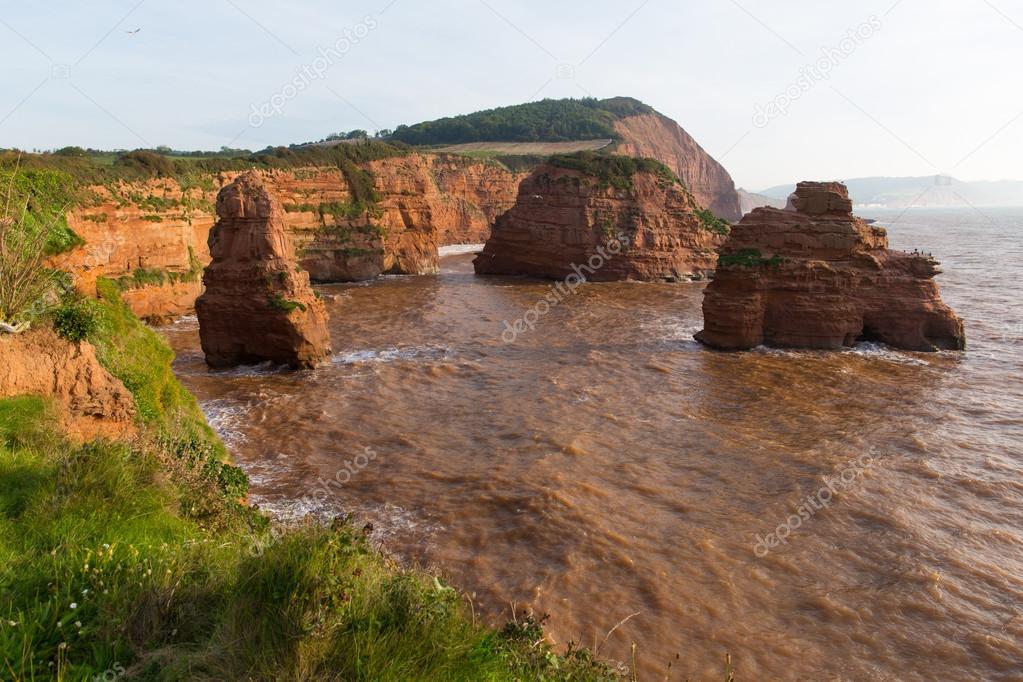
[59,155,524,320]
[195,174,331,369]
[0,328,136,442]
[473,162,726,282]
[613,113,742,221]
[695,182,966,352]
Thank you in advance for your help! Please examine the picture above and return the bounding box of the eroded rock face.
[695,181,966,351]
[613,113,742,221]
[195,174,331,369]
[0,328,136,441]
[473,163,727,281]
[58,155,526,321]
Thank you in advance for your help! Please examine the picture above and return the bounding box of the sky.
[1,0,1022,190]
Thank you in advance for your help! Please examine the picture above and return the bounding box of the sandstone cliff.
[57,154,524,321]
[0,328,136,441]
[695,181,966,352]
[473,158,727,281]
[613,113,742,221]
[195,174,331,369]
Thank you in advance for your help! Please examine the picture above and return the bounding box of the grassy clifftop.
[0,288,619,680]
[390,97,654,146]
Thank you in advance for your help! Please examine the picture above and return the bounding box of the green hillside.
[390,97,654,146]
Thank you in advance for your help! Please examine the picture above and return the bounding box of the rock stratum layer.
[0,328,136,441]
[473,161,727,281]
[695,181,966,352]
[195,174,331,369]
[613,113,742,221]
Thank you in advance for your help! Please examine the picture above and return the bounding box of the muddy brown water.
[164,208,1023,681]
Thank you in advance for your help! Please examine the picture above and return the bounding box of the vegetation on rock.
[390,97,653,146]
[696,209,731,236]
[717,248,784,268]
[547,152,682,191]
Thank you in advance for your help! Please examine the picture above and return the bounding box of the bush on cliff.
[52,298,101,342]
[0,166,80,331]
[0,141,409,193]
[0,289,621,681]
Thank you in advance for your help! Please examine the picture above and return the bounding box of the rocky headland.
[195,173,331,369]
[695,181,966,351]
[612,110,742,220]
[473,154,729,282]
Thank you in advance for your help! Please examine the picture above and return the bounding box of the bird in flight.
[125,27,141,34]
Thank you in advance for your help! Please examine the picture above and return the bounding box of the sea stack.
[473,154,728,282]
[196,173,331,369]
[695,181,965,351]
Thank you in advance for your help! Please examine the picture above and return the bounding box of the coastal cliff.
[54,154,524,320]
[612,112,742,221]
[695,181,966,351]
[474,155,727,281]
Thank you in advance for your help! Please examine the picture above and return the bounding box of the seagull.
[125,27,141,34]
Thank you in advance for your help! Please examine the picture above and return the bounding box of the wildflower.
[81,588,89,595]
[102,543,110,550]
[7,620,16,627]
[70,602,78,610]
[75,621,82,628]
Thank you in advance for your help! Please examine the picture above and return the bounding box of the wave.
[331,345,451,365]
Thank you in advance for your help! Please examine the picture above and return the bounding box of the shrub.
[53,299,100,342]
[113,150,176,178]
[0,165,71,329]
[267,293,307,313]
[697,208,731,235]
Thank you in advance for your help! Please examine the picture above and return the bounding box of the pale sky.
[1,0,1021,189]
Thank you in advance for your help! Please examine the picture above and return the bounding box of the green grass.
[0,167,85,255]
[90,280,216,438]
[0,142,408,203]
[0,289,621,681]
[547,152,682,192]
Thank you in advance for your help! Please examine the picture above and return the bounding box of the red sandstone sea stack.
[196,173,331,369]
[473,155,728,282]
[695,181,966,352]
